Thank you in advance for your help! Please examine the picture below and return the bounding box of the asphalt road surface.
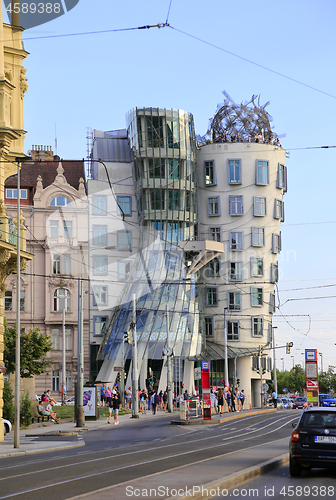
[214,464,336,500]
[0,411,297,500]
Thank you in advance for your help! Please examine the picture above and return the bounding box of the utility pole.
[14,159,21,449]
[62,308,66,405]
[167,306,173,413]
[273,327,277,396]
[76,278,84,427]
[224,308,228,387]
[131,294,138,418]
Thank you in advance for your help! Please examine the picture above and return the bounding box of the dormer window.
[50,196,71,207]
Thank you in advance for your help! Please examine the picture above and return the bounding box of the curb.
[170,453,289,500]
[171,408,277,425]
[0,441,85,459]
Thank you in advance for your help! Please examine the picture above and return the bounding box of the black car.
[289,407,336,476]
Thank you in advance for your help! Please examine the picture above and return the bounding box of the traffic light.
[117,372,121,382]
[125,331,132,344]
[237,378,240,387]
[259,345,264,357]
[286,342,293,354]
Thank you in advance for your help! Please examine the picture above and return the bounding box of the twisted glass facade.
[99,108,202,376]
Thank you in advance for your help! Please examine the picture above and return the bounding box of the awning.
[188,340,264,361]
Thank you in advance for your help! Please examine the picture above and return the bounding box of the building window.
[93,285,108,306]
[168,190,180,210]
[94,316,108,336]
[229,261,243,281]
[118,261,131,280]
[252,317,263,337]
[277,163,287,191]
[228,291,241,311]
[117,231,132,251]
[150,189,165,210]
[204,160,216,186]
[205,317,214,337]
[251,257,263,277]
[117,196,132,216]
[52,370,59,391]
[66,370,72,391]
[228,159,241,184]
[93,255,108,275]
[65,329,72,350]
[230,231,243,251]
[50,220,59,238]
[168,159,180,179]
[4,290,12,311]
[53,288,70,312]
[92,225,107,245]
[251,227,265,247]
[92,195,107,215]
[63,221,72,239]
[206,287,218,306]
[53,254,71,275]
[272,233,282,253]
[208,258,220,277]
[251,287,263,306]
[274,199,285,221]
[6,188,28,199]
[149,158,165,178]
[256,160,269,185]
[229,195,243,216]
[207,196,220,216]
[227,321,239,341]
[50,196,71,206]
[209,226,221,242]
[269,293,276,313]
[271,263,279,283]
[253,196,266,216]
[51,329,60,350]
[20,290,25,312]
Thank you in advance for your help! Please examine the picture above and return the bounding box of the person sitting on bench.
[37,400,59,422]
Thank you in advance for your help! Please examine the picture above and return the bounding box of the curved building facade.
[97,108,205,390]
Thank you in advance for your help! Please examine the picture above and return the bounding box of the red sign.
[306,379,319,389]
[201,361,211,420]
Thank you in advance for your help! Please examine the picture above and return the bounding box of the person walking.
[240,390,245,411]
[140,389,147,414]
[151,390,158,414]
[272,389,277,409]
[112,392,120,424]
[105,386,112,423]
[227,388,232,412]
[163,391,168,412]
[217,388,224,415]
[125,386,132,409]
[100,384,107,406]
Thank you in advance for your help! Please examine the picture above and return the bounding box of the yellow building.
[0,7,33,442]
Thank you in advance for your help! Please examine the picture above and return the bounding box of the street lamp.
[272,327,278,395]
[318,352,323,375]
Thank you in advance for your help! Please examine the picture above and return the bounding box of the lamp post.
[280,357,284,372]
[14,157,21,448]
[272,327,278,396]
[224,308,228,387]
[319,352,323,375]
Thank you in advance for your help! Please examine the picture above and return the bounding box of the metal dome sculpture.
[207,91,277,144]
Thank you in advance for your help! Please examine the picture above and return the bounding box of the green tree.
[3,380,14,422]
[4,319,53,378]
[20,392,32,427]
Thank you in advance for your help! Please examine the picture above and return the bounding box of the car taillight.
[291,430,300,442]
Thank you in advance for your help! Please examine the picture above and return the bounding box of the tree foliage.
[4,319,53,378]
[269,365,336,395]
[3,380,14,422]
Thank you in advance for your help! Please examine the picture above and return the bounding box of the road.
[214,464,336,500]
[0,411,297,500]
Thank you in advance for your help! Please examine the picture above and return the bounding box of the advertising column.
[305,349,319,407]
[201,361,211,420]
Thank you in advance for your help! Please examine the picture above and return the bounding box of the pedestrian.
[151,390,158,414]
[158,390,163,411]
[272,389,277,409]
[100,383,107,407]
[231,388,236,412]
[236,387,242,412]
[210,388,216,415]
[112,392,120,424]
[163,391,168,412]
[105,386,112,423]
[140,389,147,414]
[125,386,132,409]
[217,388,224,415]
[227,389,232,412]
[240,390,245,410]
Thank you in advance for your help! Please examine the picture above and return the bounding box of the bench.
[31,401,50,424]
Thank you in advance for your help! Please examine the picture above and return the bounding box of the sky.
[6,0,336,373]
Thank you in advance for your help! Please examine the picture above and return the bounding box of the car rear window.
[301,412,336,428]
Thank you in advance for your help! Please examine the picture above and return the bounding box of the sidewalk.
[0,407,277,458]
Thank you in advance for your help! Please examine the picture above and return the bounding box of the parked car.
[289,407,336,476]
[276,398,284,409]
[3,419,12,435]
[319,394,336,407]
[292,397,308,410]
[280,397,293,409]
